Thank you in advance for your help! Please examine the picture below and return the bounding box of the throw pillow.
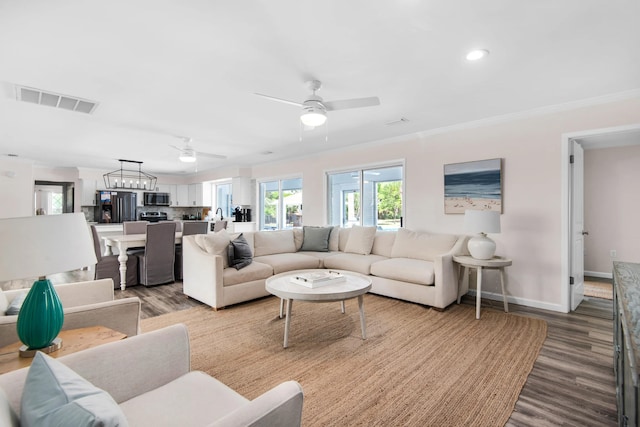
[5,291,27,316]
[21,352,128,427]
[343,225,377,255]
[300,226,333,252]
[196,230,232,268]
[0,291,8,316]
[228,234,253,270]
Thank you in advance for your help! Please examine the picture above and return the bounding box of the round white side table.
[453,255,512,320]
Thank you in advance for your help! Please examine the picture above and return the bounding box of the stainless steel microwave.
[143,192,170,206]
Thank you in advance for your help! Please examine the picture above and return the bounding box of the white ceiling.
[1,0,639,175]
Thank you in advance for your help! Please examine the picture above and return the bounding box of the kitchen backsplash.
[82,206,204,222]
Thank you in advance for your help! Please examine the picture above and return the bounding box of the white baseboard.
[467,290,566,313]
[584,270,613,279]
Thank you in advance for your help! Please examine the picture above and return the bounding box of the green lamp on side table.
[0,213,97,357]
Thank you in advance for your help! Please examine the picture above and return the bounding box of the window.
[259,178,302,230]
[214,182,232,219]
[328,165,403,230]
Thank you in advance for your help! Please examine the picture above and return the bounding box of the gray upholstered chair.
[123,221,149,234]
[137,221,177,286]
[91,225,138,289]
[213,220,228,232]
[123,221,149,255]
[175,221,209,280]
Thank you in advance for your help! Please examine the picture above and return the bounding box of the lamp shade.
[0,213,97,354]
[0,213,97,282]
[464,210,501,234]
[464,210,501,260]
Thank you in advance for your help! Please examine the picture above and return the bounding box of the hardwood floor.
[3,272,618,425]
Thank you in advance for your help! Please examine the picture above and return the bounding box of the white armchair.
[0,324,304,427]
[0,279,141,348]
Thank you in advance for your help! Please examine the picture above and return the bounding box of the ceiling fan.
[255,80,380,127]
[169,137,227,163]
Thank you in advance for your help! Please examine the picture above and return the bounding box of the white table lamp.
[0,213,97,356]
[464,210,501,260]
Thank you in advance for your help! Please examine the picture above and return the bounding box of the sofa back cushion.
[253,230,296,257]
[390,228,458,261]
[344,226,377,255]
[338,228,351,252]
[196,230,233,268]
[293,228,304,251]
[371,231,396,257]
[328,227,340,252]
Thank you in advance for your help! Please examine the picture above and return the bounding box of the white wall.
[0,157,34,218]
[252,97,640,312]
[584,145,640,274]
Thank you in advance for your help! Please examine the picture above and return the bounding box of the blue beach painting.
[444,158,502,213]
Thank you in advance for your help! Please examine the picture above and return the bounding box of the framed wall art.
[443,158,502,214]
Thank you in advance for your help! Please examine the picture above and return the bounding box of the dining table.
[102,232,182,290]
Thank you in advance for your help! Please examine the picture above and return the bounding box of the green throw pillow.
[21,352,128,427]
[300,226,334,252]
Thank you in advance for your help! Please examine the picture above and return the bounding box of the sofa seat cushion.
[223,261,273,287]
[370,258,435,285]
[254,253,320,275]
[120,371,248,427]
[322,253,388,275]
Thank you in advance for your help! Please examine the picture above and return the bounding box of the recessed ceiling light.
[466,49,489,61]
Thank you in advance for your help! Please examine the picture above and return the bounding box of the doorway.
[562,124,640,312]
[34,181,74,215]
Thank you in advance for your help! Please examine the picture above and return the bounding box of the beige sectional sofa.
[183,226,468,311]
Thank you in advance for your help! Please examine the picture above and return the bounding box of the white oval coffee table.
[266,269,372,348]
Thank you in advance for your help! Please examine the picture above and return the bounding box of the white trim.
[468,290,564,313]
[585,270,613,280]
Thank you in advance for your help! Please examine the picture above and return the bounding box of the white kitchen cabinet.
[80,179,97,206]
[187,183,213,207]
[176,185,189,207]
[232,176,252,206]
[156,184,177,206]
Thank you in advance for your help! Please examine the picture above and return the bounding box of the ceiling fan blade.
[169,144,182,152]
[254,93,303,107]
[196,151,227,160]
[324,96,380,111]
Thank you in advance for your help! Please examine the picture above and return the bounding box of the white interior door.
[570,140,585,310]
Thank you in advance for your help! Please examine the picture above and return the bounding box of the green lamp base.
[16,278,65,355]
[19,337,63,358]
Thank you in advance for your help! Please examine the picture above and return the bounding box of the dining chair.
[90,225,139,289]
[123,220,149,255]
[213,220,228,232]
[175,221,209,280]
[137,221,177,286]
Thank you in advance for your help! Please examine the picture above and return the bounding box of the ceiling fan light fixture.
[466,49,489,61]
[300,101,327,127]
[179,147,197,163]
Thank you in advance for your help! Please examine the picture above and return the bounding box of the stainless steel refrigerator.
[97,191,137,223]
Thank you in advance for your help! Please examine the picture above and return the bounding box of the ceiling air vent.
[15,85,98,114]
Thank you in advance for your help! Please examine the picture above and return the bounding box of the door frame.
[561,123,640,312]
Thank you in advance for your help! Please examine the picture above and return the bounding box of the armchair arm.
[433,235,469,308]
[62,297,141,338]
[208,381,304,427]
[183,235,225,309]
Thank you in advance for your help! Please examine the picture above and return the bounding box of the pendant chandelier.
[103,159,157,190]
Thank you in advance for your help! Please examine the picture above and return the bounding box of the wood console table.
[0,326,127,375]
[453,255,512,319]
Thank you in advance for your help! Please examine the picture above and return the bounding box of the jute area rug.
[142,294,547,426]
[584,280,613,300]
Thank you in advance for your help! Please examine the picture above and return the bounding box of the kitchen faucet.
[215,207,223,221]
